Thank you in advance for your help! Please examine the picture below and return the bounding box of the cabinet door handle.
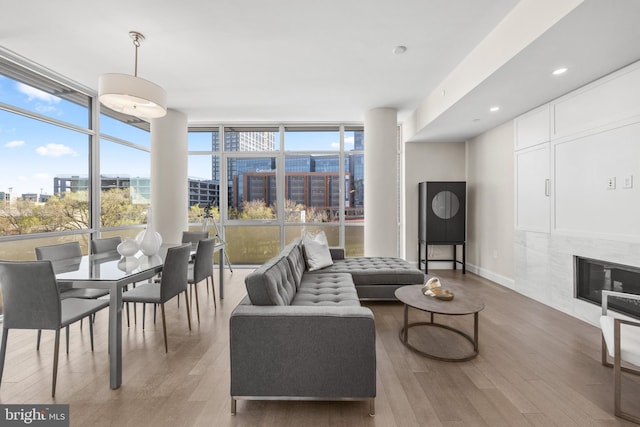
[544,179,550,197]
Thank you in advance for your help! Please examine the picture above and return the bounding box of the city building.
[53,175,219,207]
[188,178,219,207]
[228,152,361,219]
[20,193,50,203]
[211,130,277,182]
[54,175,151,204]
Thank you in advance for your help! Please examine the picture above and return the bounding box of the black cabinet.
[418,181,466,273]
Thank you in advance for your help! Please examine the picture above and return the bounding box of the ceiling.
[1,0,640,142]
[411,0,640,142]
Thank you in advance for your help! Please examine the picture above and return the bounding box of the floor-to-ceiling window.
[0,55,150,263]
[0,59,93,263]
[188,125,364,265]
[344,127,364,256]
[283,127,342,247]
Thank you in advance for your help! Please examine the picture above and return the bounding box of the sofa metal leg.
[369,398,375,416]
[231,398,237,415]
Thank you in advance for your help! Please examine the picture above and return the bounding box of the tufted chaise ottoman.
[308,249,427,300]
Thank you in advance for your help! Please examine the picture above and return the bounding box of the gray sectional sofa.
[229,237,424,415]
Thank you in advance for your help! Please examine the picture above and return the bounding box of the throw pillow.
[302,231,333,271]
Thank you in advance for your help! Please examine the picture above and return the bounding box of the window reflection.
[0,68,89,128]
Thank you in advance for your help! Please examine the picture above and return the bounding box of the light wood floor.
[0,269,638,426]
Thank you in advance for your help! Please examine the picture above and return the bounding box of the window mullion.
[339,125,345,248]
[278,124,285,248]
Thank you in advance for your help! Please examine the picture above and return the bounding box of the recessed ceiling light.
[392,45,407,55]
[489,106,500,112]
[553,67,568,75]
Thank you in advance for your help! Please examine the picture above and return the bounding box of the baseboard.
[411,261,516,290]
[465,263,515,289]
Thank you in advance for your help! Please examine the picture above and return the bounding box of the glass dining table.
[51,242,225,389]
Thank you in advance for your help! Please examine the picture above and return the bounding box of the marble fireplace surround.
[513,230,640,327]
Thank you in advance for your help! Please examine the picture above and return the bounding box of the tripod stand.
[202,202,233,273]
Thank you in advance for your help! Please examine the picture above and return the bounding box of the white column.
[364,108,398,257]
[150,109,188,245]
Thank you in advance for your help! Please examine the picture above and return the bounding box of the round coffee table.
[395,283,485,362]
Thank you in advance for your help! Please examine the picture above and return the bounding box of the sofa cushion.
[245,256,297,306]
[282,238,305,289]
[302,231,333,271]
[307,257,425,286]
[292,273,360,306]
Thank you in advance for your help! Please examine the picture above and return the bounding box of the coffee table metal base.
[399,306,479,362]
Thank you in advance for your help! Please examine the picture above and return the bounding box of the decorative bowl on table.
[421,277,454,300]
[423,287,455,301]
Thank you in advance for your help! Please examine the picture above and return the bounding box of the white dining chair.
[600,290,640,423]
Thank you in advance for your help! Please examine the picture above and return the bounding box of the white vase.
[117,256,140,273]
[117,237,139,257]
[136,207,162,256]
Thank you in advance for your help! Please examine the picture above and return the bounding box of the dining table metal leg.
[219,248,225,299]
[108,283,122,389]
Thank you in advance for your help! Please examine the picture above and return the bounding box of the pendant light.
[99,31,167,119]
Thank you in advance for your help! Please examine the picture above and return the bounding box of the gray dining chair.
[35,242,110,352]
[178,230,208,314]
[90,236,140,325]
[0,260,109,397]
[90,236,122,254]
[188,237,217,323]
[182,231,209,250]
[35,242,109,300]
[121,244,192,352]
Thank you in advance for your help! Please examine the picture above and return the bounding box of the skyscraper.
[211,130,276,181]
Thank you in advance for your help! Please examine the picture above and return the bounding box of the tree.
[188,203,220,224]
[42,192,89,231]
[283,199,329,222]
[0,199,46,234]
[239,199,275,220]
[100,188,147,227]
[0,188,150,236]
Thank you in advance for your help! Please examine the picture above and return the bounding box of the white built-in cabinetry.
[514,60,640,241]
[514,105,550,233]
[512,60,640,326]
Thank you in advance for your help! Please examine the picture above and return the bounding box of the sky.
[1,74,360,195]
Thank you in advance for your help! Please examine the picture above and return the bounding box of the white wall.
[465,122,514,286]
[403,140,465,265]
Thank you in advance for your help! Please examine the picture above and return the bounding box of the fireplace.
[575,256,640,319]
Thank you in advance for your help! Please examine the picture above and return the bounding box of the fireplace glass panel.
[575,256,640,319]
